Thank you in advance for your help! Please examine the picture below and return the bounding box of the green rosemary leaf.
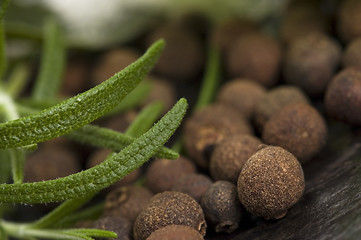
[15,101,177,159]
[125,101,163,137]
[19,81,150,117]
[9,148,25,184]
[0,39,165,149]
[14,228,91,240]
[193,44,221,111]
[5,63,30,98]
[65,229,117,238]
[0,98,187,203]
[0,226,8,240]
[32,18,66,100]
[30,194,95,229]
[1,220,113,240]
[66,124,178,159]
[54,203,104,228]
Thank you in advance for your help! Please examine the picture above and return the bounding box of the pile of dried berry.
[19,0,361,239]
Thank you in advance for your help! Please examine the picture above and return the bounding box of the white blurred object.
[38,0,288,48]
[42,0,168,48]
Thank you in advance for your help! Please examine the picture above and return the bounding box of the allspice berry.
[133,191,207,240]
[200,181,242,233]
[146,225,203,240]
[216,79,266,120]
[325,68,361,126]
[283,32,341,96]
[146,26,204,82]
[147,225,204,240]
[226,32,281,87]
[93,215,132,240]
[209,134,262,184]
[254,85,309,129]
[104,185,153,223]
[337,0,361,43]
[262,103,327,163]
[342,37,361,71]
[93,48,140,85]
[184,104,253,168]
[145,156,197,193]
[237,146,305,219]
[210,18,258,54]
[172,173,213,202]
[279,1,328,44]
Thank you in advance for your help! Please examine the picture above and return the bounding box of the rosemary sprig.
[0,98,187,204]
[4,63,29,98]
[9,148,25,184]
[30,194,96,229]
[13,102,178,159]
[193,44,221,111]
[32,17,66,100]
[0,39,165,149]
[66,124,179,159]
[125,101,163,137]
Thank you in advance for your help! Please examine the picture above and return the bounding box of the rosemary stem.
[193,44,221,111]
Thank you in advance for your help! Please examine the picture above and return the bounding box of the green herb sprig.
[0,1,187,239]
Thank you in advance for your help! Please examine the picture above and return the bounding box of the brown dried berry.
[279,1,328,44]
[254,85,309,129]
[283,32,341,96]
[146,225,203,240]
[325,68,361,126]
[226,32,281,87]
[24,146,80,182]
[262,103,327,163]
[146,26,204,81]
[93,215,132,240]
[133,191,207,240]
[172,173,213,202]
[337,0,361,43]
[145,156,197,193]
[210,18,258,54]
[209,134,262,184]
[184,104,253,169]
[237,146,305,220]
[104,185,153,223]
[216,79,266,120]
[200,181,242,233]
[342,37,361,71]
[93,48,140,85]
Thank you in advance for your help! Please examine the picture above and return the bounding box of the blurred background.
[5,0,289,49]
